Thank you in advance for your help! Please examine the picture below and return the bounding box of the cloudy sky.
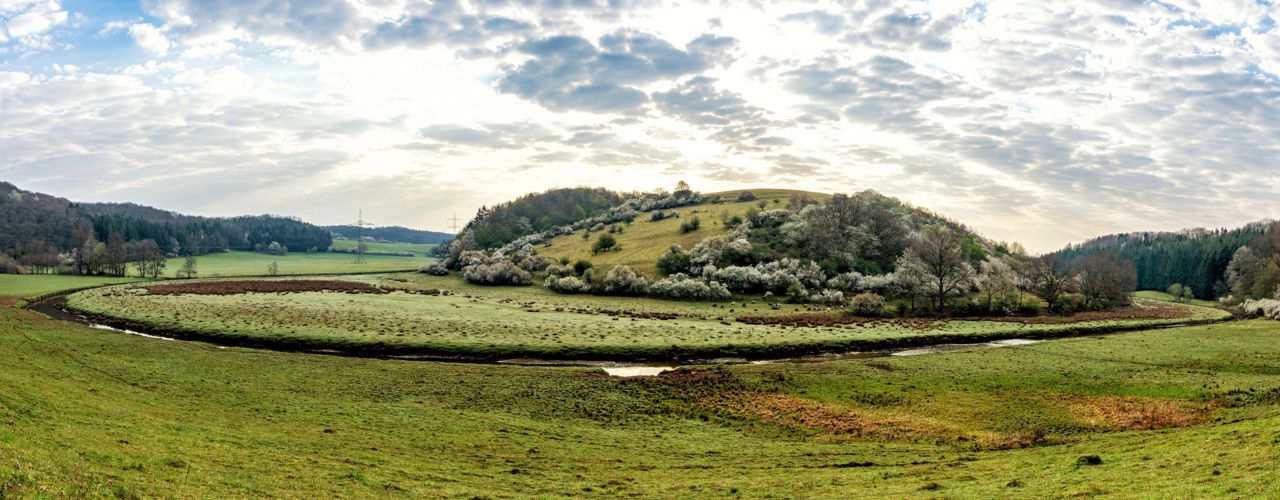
[1,0,1277,252]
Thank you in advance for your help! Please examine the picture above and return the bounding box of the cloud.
[496,30,737,113]
[417,122,561,149]
[1,0,1279,251]
[127,23,169,55]
[1,0,69,49]
[780,10,845,36]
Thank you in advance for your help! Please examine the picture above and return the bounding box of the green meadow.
[328,239,438,255]
[0,274,1277,497]
[63,273,1230,360]
[158,250,428,278]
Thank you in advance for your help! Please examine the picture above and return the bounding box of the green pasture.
[158,251,427,278]
[329,239,437,255]
[64,273,1230,360]
[0,274,1276,497]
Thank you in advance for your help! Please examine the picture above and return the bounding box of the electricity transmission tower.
[350,209,374,264]
[448,213,461,234]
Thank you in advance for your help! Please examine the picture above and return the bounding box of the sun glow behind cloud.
[1,0,1278,252]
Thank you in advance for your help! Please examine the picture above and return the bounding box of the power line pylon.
[448,213,461,234]
[350,209,374,264]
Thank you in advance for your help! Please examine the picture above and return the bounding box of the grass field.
[329,239,437,255]
[1,274,1278,497]
[159,251,428,278]
[0,274,147,298]
[1136,289,1222,309]
[64,273,1231,360]
[540,189,828,277]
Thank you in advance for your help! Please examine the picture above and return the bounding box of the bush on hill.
[647,273,731,301]
[462,259,532,286]
[600,265,648,296]
[545,275,589,294]
[419,262,449,276]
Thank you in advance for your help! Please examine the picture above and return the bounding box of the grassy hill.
[538,189,827,276]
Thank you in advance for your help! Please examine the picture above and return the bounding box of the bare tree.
[105,232,127,277]
[901,226,975,314]
[1028,255,1075,311]
[1077,252,1137,309]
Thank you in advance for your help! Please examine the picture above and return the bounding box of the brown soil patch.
[735,314,945,329]
[1054,394,1211,430]
[557,306,687,320]
[0,297,19,308]
[701,392,928,439]
[137,280,446,297]
[982,302,1193,324]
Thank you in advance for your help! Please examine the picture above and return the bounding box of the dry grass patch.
[1054,394,1212,431]
[983,301,1197,324]
[701,392,934,440]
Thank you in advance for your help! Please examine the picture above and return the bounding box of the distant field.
[66,273,1231,360]
[540,189,829,277]
[329,239,437,255]
[159,251,428,278]
[0,274,147,299]
[1,275,1277,497]
[1136,290,1222,309]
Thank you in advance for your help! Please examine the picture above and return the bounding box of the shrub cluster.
[544,264,574,279]
[1240,299,1280,319]
[419,262,449,276]
[647,273,731,301]
[518,254,551,272]
[679,217,701,234]
[545,275,589,294]
[600,265,649,296]
[462,259,532,286]
[849,292,886,316]
[657,245,694,276]
[255,241,288,256]
[809,289,846,305]
[592,233,618,254]
[0,253,22,274]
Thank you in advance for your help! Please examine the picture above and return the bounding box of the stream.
[30,296,1047,377]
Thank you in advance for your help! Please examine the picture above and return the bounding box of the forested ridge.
[324,225,453,244]
[464,187,626,249]
[1,182,331,261]
[1052,222,1275,299]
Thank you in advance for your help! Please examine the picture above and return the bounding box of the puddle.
[601,366,674,377]
[88,323,176,341]
[891,338,1042,357]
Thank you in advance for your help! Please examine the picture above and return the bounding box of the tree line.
[463,187,626,249]
[0,182,333,275]
[1052,222,1272,299]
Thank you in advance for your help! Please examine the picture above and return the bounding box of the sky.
[0,1,1278,252]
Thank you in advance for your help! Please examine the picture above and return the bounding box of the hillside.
[1052,222,1276,299]
[464,186,626,249]
[324,225,453,244]
[0,182,331,259]
[535,188,996,278]
[538,189,819,274]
